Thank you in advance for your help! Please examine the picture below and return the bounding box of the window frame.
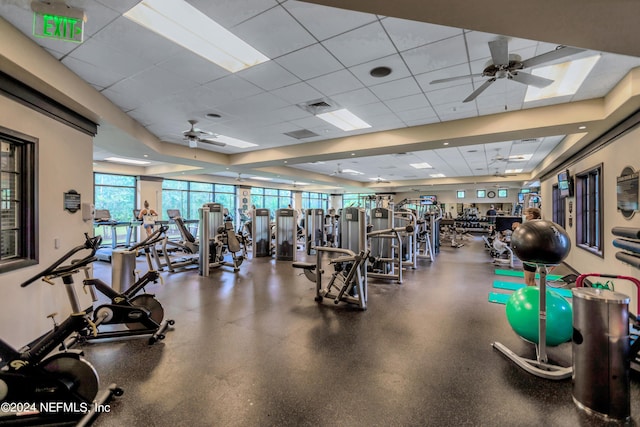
[551,184,566,229]
[575,163,603,257]
[0,126,38,273]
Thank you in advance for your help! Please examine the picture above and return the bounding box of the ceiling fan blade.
[510,71,554,88]
[488,39,509,66]
[199,138,226,147]
[430,74,483,84]
[463,78,496,103]
[521,46,585,68]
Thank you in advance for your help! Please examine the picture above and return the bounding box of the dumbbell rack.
[492,264,573,380]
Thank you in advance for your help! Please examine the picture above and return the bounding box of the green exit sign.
[33,12,84,43]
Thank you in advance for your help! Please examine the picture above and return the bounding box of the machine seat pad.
[292,262,316,270]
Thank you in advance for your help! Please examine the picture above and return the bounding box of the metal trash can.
[111,248,136,293]
[572,287,630,421]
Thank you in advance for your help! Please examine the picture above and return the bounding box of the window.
[342,193,371,208]
[456,191,465,198]
[302,191,328,210]
[551,184,566,229]
[0,129,37,273]
[498,189,508,198]
[162,180,236,220]
[94,173,137,221]
[477,190,486,198]
[251,187,291,217]
[575,164,603,256]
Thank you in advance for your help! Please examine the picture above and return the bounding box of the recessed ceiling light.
[506,168,523,173]
[124,0,269,73]
[143,154,149,158]
[104,157,150,165]
[430,173,446,178]
[443,142,449,146]
[370,66,392,78]
[578,125,587,130]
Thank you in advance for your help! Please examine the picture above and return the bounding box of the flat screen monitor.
[420,195,437,205]
[557,170,573,198]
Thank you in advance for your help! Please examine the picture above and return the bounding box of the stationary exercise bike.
[63,228,175,346]
[1,236,122,426]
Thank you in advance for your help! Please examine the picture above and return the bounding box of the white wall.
[0,95,94,347]
[540,124,640,313]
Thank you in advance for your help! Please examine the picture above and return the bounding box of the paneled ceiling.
[2,0,640,193]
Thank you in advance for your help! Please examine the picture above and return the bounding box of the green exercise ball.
[505,286,573,346]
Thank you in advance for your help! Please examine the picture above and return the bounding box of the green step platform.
[492,280,573,298]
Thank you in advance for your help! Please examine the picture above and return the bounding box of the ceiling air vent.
[513,138,539,145]
[298,98,337,115]
[284,129,319,140]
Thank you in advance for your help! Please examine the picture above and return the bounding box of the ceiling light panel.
[124,0,270,73]
[525,55,600,102]
[104,157,150,165]
[316,108,371,131]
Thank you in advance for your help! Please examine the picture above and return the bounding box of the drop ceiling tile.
[66,38,154,79]
[271,82,324,104]
[232,6,316,59]
[426,84,474,106]
[402,35,469,75]
[321,21,398,68]
[382,17,463,52]
[91,16,184,64]
[306,69,365,96]
[237,60,300,91]
[394,106,438,122]
[385,94,431,113]
[191,0,279,28]
[282,0,377,41]
[216,91,289,116]
[330,88,380,108]
[203,75,263,103]
[104,67,200,109]
[61,55,124,90]
[368,76,422,101]
[157,51,229,85]
[275,43,344,81]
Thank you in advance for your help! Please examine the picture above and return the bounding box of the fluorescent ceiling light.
[210,135,258,148]
[430,173,445,178]
[250,176,272,181]
[104,157,150,165]
[342,168,364,175]
[410,162,433,169]
[506,168,523,173]
[316,109,371,131]
[124,0,269,73]
[524,55,600,102]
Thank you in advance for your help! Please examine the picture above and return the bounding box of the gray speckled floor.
[75,237,639,427]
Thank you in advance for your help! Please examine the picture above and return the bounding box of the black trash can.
[572,287,630,421]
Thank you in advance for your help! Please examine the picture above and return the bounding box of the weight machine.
[199,204,245,275]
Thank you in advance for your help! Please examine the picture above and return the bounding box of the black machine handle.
[128,225,168,251]
[20,234,102,287]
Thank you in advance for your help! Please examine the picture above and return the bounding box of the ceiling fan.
[492,168,517,178]
[430,39,585,102]
[235,173,246,182]
[330,163,344,176]
[371,176,391,184]
[182,119,226,148]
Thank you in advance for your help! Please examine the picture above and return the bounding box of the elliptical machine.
[1,235,122,426]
